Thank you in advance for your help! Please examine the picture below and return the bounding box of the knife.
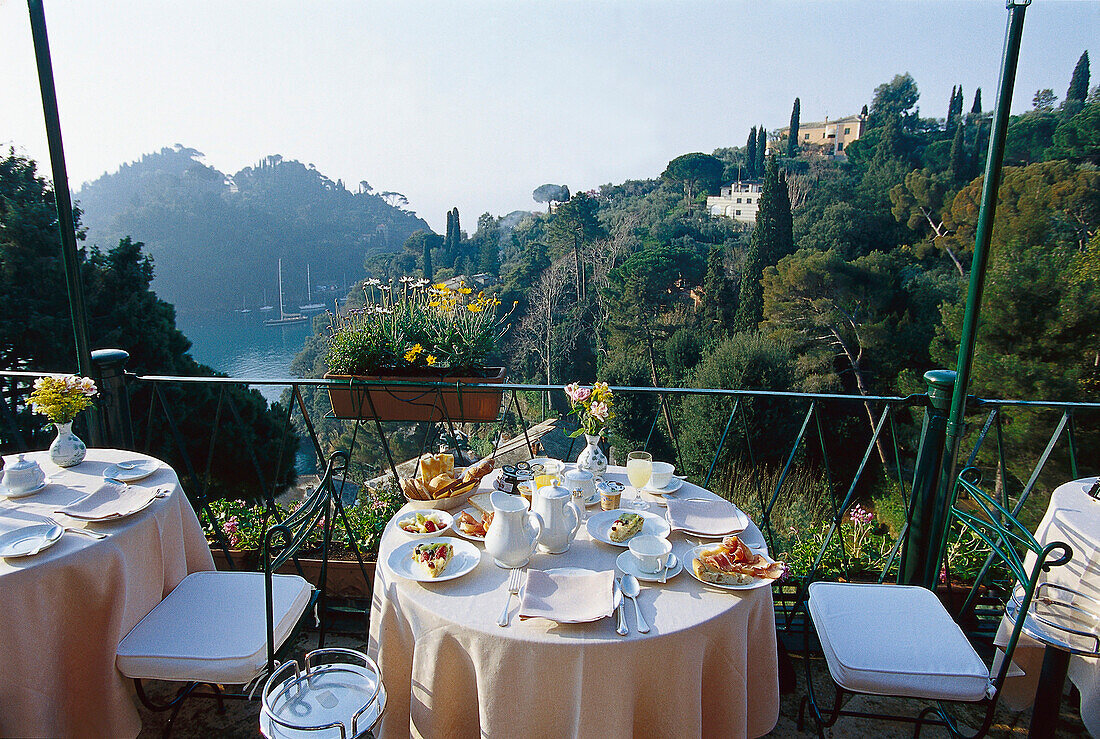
[614,579,628,636]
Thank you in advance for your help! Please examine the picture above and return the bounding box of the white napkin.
[518,569,615,623]
[665,498,748,536]
[57,481,157,520]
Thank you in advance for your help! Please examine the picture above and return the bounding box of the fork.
[497,568,523,627]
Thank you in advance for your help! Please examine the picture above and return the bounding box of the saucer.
[0,479,49,499]
[616,550,683,582]
[643,477,684,495]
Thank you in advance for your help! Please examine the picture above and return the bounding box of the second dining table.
[368,465,780,739]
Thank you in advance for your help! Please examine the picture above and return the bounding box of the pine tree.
[787,98,801,157]
[745,127,758,179]
[948,121,967,183]
[1067,51,1090,115]
[756,127,767,176]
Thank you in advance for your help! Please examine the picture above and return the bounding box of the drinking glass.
[625,451,652,510]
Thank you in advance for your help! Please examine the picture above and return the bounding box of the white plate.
[0,478,50,499]
[394,509,454,538]
[102,460,159,482]
[451,508,488,542]
[684,544,777,591]
[586,508,671,547]
[386,537,480,583]
[643,477,684,495]
[0,523,63,558]
[615,550,683,582]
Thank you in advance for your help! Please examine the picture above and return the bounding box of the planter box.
[324,367,506,422]
[211,547,376,599]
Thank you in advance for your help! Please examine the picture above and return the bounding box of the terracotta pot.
[210,546,376,599]
[324,367,506,422]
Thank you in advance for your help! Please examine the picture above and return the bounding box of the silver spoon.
[620,574,649,633]
[661,553,678,584]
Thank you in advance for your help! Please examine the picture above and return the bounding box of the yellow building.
[774,113,865,157]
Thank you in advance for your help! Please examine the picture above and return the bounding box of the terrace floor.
[137,627,1089,738]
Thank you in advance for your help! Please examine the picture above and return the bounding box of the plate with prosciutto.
[687,536,786,591]
[453,508,494,542]
[386,537,480,583]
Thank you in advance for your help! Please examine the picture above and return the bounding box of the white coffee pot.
[532,479,583,554]
[484,492,542,568]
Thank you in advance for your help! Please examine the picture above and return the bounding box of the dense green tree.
[788,98,801,157]
[971,88,983,118]
[745,127,758,179]
[700,244,737,330]
[1047,102,1100,163]
[1005,112,1058,165]
[1066,51,1091,115]
[755,128,767,176]
[532,184,570,212]
[948,121,967,183]
[867,73,920,130]
[946,85,960,131]
[734,157,791,330]
[1033,89,1057,113]
[0,150,295,497]
[662,153,724,215]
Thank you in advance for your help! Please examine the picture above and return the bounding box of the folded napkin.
[518,569,615,623]
[57,481,157,520]
[665,497,748,536]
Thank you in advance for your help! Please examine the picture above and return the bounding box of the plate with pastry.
[586,508,671,547]
[396,509,454,538]
[399,453,496,510]
[687,535,786,590]
[386,537,481,583]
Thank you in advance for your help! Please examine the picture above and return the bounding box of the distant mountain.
[76,146,430,313]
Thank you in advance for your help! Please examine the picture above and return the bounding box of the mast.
[278,258,285,318]
[307,264,312,303]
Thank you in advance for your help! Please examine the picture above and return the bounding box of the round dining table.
[0,448,214,739]
[368,465,780,739]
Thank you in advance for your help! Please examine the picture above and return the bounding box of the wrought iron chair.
[799,466,1072,738]
[116,451,349,736]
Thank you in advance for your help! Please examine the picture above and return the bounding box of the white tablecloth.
[0,449,214,738]
[368,467,780,738]
[1000,477,1100,734]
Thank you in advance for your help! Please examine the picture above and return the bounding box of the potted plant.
[204,482,406,598]
[323,278,513,421]
[27,374,98,467]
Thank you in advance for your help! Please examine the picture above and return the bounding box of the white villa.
[707,180,763,223]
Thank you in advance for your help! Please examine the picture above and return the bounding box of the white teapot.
[532,479,583,554]
[484,492,542,568]
[1,454,46,494]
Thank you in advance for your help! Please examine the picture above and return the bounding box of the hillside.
[76,146,430,313]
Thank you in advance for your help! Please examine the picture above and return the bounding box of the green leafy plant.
[324,277,514,375]
[27,375,98,424]
[564,381,615,437]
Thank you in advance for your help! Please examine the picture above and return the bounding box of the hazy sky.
[2,1,1097,233]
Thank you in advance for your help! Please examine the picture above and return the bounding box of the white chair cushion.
[808,581,991,702]
[116,570,312,684]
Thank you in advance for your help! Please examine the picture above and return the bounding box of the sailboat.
[236,296,252,314]
[298,264,326,314]
[259,289,274,313]
[264,259,308,326]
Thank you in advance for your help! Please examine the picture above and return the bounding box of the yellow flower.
[404,343,423,362]
[428,300,440,307]
[432,283,447,290]
[459,287,472,294]
[426,355,437,365]
[467,304,484,313]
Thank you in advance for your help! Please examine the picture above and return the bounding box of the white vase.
[49,421,87,468]
[575,434,608,479]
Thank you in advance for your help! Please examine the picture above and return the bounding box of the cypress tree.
[946,85,958,130]
[954,86,964,125]
[1066,51,1090,116]
[775,168,794,264]
[787,98,801,157]
[1067,51,1090,104]
[948,121,966,183]
[734,156,782,330]
[970,87,982,117]
[755,127,767,176]
[970,119,988,181]
[745,127,758,179]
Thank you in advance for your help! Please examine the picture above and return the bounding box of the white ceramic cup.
[649,462,675,490]
[629,534,672,574]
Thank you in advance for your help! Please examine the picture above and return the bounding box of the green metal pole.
[27,0,94,382]
[934,0,1030,574]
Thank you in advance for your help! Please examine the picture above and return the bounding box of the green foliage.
[867,73,920,130]
[1067,51,1091,110]
[787,98,801,157]
[1047,102,1100,163]
[734,156,792,330]
[662,153,724,214]
[745,127,758,179]
[532,184,569,210]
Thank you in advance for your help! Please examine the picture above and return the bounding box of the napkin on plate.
[665,497,748,536]
[57,481,156,520]
[518,569,615,623]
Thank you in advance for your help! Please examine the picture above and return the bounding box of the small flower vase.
[49,421,87,468]
[575,434,608,479]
